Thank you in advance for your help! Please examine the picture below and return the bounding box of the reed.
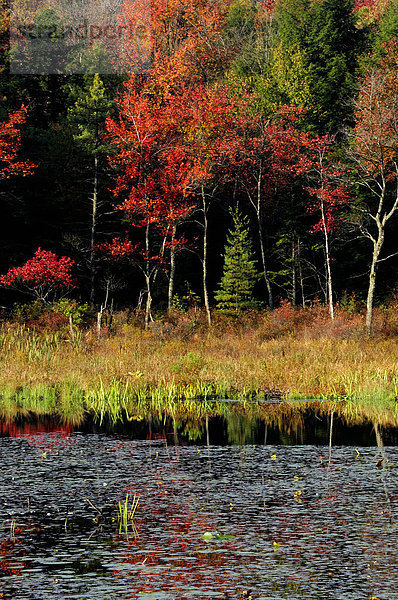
[118,494,139,536]
[0,305,398,423]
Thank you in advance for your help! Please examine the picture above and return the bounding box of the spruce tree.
[215,209,259,314]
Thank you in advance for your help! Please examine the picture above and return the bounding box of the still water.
[0,411,398,599]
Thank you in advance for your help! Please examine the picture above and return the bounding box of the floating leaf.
[273,541,282,550]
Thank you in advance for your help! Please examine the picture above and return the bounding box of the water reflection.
[0,432,397,599]
[3,404,398,447]
[1,405,398,598]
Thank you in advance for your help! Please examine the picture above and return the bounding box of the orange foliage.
[0,106,35,180]
[353,41,398,177]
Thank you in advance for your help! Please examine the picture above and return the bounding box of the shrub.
[51,299,94,327]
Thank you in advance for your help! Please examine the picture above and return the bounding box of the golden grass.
[0,323,397,399]
[0,310,398,424]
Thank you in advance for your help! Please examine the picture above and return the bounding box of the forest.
[3,5,398,595]
[1,0,398,336]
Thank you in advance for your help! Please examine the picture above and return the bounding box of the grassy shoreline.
[1,304,398,425]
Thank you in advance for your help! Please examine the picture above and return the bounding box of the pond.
[0,408,398,599]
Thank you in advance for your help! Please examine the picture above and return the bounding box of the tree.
[370,0,398,59]
[68,73,113,305]
[215,208,259,314]
[157,146,194,311]
[354,0,392,27]
[172,84,242,325]
[274,0,360,133]
[347,42,398,333]
[119,0,235,85]
[105,77,194,327]
[306,136,351,319]
[0,106,35,180]
[0,247,75,302]
[236,106,315,310]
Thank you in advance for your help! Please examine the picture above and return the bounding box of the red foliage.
[0,248,76,301]
[306,136,351,233]
[170,83,243,189]
[0,105,36,180]
[353,0,390,18]
[353,41,398,176]
[118,0,236,84]
[259,302,365,340]
[235,106,318,216]
[260,0,276,12]
[105,77,196,279]
[26,310,69,332]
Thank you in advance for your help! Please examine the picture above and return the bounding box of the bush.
[11,300,47,323]
[10,299,94,332]
[51,299,94,327]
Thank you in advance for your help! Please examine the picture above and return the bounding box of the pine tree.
[67,74,113,304]
[215,209,259,314]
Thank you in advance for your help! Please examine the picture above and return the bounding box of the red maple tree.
[0,247,76,302]
[118,0,235,85]
[168,83,243,324]
[235,106,316,310]
[105,77,195,326]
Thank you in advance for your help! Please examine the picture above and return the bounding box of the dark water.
[2,409,398,446]
[0,415,398,599]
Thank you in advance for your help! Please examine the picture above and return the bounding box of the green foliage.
[172,289,201,313]
[67,73,113,155]
[215,208,260,314]
[226,0,256,34]
[339,291,363,314]
[9,299,93,328]
[274,0,360,132]
[51,299,94,326]
[371,0,398,60]
[11,300,46,323]
[269,43,314,109]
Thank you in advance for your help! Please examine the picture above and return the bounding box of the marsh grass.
[117,493,139,538]
[0,303,398,424]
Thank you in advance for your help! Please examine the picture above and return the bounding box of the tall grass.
[0,303,398,423]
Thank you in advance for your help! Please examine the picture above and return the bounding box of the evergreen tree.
[215,209,259,314]
[274,0,361,133]
[67,73,113,304]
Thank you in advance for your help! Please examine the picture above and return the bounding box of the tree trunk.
[257,215,273,310]
[291,239,296,306]
[297,237,305,308]
[144,217,152,330]
[321,201,334,320]
[201,185,212,326]
[90,155,98,306]
[145,275,152,330]
[168,223,176,313]
[256,167,273,310]
[366,231,384,335]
